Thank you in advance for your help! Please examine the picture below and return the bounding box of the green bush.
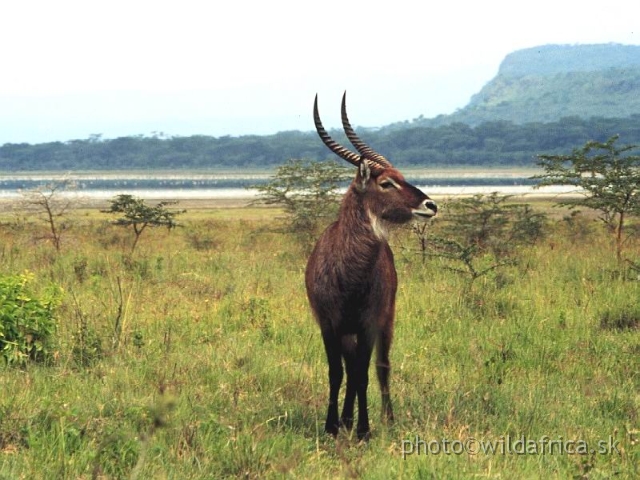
[0,272,62,366]
[252,159,352,246]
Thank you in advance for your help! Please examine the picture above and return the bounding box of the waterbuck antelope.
[306,93,437,440]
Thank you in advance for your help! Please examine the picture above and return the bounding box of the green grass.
[0,207,638,479]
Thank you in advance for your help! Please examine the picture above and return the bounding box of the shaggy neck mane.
[340,186,387,233]
[330,187,389,271]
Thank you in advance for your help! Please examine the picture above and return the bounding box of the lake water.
[0,171,579,200]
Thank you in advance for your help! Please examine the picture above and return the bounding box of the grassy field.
[0,203,638,479]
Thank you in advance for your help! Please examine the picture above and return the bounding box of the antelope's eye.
[379,180,395,189]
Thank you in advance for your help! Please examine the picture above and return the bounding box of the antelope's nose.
[424,199,437,215]
[413,198,437,219]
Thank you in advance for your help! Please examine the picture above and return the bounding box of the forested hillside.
[409,44,640,127]
[2,115,639,170]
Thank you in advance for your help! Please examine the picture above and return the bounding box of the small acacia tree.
[429,193,547,288]
[103,195,184,253]
[445,192,546,257]
[252,158,351,245]
[20,179,76,252]
[535,135,640,261]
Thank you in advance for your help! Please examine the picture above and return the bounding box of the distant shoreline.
[0,166,583,212]
[0,188,581,213]
[0,166,543,179]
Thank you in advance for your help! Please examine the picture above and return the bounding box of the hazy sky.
[1,0,638,145]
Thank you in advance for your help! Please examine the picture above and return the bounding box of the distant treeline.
[2,115,640,171]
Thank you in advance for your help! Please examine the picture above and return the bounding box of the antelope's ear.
[356,161,371,192]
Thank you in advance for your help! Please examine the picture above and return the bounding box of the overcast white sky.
[1,0,638,145]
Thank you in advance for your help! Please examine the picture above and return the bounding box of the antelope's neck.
[335,190,389,257]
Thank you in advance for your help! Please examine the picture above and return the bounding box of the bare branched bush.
[19,178,78,252]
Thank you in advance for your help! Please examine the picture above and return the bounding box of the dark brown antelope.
[306,93,437,440]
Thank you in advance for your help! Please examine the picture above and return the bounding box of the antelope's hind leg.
[355,332,375,441]
[376,326,395,424]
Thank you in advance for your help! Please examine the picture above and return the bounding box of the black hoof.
[325,423,339,437]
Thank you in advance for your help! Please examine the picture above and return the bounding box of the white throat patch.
[367,209,389,241]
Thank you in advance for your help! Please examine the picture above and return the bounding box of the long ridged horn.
[313,94,362,167]
[341,92,393,168]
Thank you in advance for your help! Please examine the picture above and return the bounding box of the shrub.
[251,158,351,246]
[0,272,62,365]
[444,192,547,257]
[428,193,547,288]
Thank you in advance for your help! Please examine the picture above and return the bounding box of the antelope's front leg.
[322,331,343,436]
[340,335,357,430]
